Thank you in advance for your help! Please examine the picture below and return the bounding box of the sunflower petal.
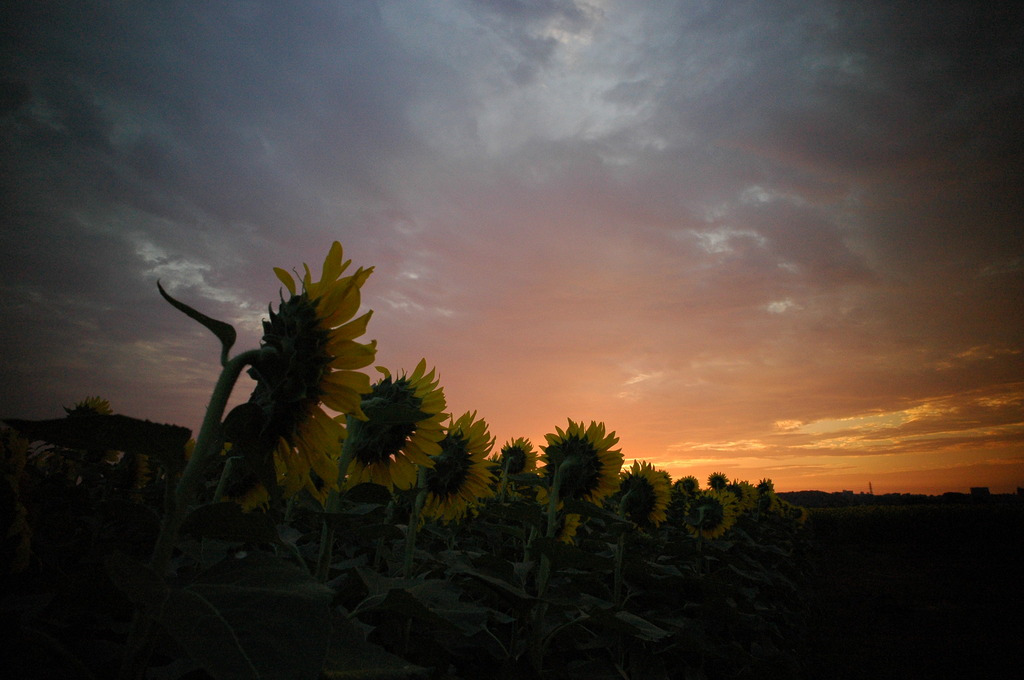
[274,267,297,296]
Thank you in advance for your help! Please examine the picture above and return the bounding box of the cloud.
[1,1,1021,493]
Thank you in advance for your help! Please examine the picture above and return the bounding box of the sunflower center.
[425,433,471,499]
[502,447,527,474]
[673,478,696,498]
[709,473,728,491]
[620,475,657,524]
[221,461,266,505]
[695,496,725,528]
[248,293,332,442]
[548,435,603,501]
[350,378,421,465]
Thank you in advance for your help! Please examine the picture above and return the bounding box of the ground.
[804,520,1023,679]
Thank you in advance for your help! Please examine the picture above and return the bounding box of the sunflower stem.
[403,467,428,578]
[212,456,240,502]
[527,458,569,674]
[315,422,358,582]
[150,347,263,573]
[613,531,627,605]
[613,490,635,606]
[121,347,263,680]
[695,505,706,574]
[536,460,565,598]
[544,462,566,540]
[498,455,513,503]
[373,500,396,570]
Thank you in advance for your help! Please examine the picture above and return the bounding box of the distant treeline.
[778,489,1023,508]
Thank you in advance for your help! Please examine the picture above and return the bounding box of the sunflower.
[221,471,271,511]
[2,428,32,574]
[673,475,701,498]
[491,437,538,500]
[790,503,810,527]
[495,437,537,475]
[555,513,583,544]
[655,468,673,489]
[727,480,758,514]
[421,411,496,523]
[64,396,113,417]
[242,242,376,505]
[344,359,447,491]
[686,489,740,540]
[540,419,623,505]
[65,396,119,464]
[125,448,156,503]
[707,471,729,492]
[756,477,780,515]
[618,460,671,528]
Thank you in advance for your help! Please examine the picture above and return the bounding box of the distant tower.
[869,481,874,495]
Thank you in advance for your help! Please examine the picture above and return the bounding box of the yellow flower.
[223,474,272,512]
[673,475,700,498]
[655,468,672,488]
[244,242,376,505]
[707,471,729,491]
[421,411,496,523]
[65,396,119,463]
[555,513,582,544]
[218,442,276,511]
[64,396,113,416]
[618,460,671,528]
[540,419,623,505]
[495,437,537,475]
[727,480,758,514]
[756,478,780,515]
[345,359,447,491]
[493,437,539,499]
[686,489,740,540]
[2,428,32,574]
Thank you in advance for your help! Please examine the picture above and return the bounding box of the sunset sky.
[2,1,1022,494]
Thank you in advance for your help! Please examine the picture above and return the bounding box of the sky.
[2,1,1022,495]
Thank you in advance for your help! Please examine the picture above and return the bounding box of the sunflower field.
[3,243,811,680]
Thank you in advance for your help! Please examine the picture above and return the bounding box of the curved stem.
[498,455,513,503]
[149,347,263,575]
[403,467,428,578]
[613,490,635,606]
[535,461,565,598]
[121,348,262,680]
[529,459,569,674]
[695,505,706,574]
[315,420,359,581]
[213,456,240,502]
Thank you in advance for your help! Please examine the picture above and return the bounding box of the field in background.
[804,500,1024,678]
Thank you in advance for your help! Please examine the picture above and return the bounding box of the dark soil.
[804,524,1023,678]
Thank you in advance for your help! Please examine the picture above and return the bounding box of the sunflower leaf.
[158,552,334,680]
[105,551,169,615]
[563,498,633,529]
[322,611,429,679]
[356,574,491,638]
[584,610,672,642]
[181,502,282,544]
[532,536,614,572]
[157,280,237,363]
